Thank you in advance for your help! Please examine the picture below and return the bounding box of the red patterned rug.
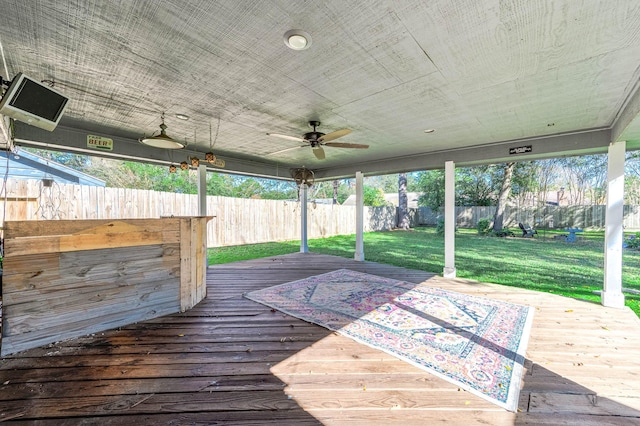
[245,269,534,411]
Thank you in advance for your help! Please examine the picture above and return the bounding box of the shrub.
[625,232,640,250]
[492,228,514,238]
[436,217,458,236]
[477,218,491,235]
[436,217,445,235]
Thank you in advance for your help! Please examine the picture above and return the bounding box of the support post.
[197,164,208,266]
[197,164,207,216]
[355,171,364,261]
[300,184,309,253]
[602,141,626,308]
[443,161,456,278]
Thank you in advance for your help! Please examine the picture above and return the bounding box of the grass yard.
[208,227,640,317]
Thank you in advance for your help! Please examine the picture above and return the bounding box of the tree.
[456,166,498,206]
[492,162,515,231]
[397,172,410,229]
[207,172,235,196]
[25,148,91,171]
[556,155,607,205]
[363,186,388,206]
[366,174,399,193]
[416,170,445,210]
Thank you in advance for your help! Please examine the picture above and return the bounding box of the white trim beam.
[612,78,640,143]
[13,122,290,179]
[15,121,618,182]
[314,129,612,180]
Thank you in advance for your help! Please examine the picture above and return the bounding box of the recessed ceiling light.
[284,29,312,50]
[424,129,435,133]
[176,113,190,120]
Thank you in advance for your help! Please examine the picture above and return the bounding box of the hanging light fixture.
[139,113,185,149]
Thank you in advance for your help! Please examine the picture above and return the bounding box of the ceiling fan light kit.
[290,167,315,187]
[139,114,185,149]
[284,29,312,50]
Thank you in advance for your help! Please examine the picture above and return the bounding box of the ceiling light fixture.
[424,129,435,133]
[175,113,190,120]
[284,29,312,50]
[139,113,185,149]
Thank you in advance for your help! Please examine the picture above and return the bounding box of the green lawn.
[208,227,640,317]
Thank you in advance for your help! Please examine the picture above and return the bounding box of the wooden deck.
[1,252,640,425]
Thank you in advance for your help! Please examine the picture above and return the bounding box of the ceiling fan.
[267,120,368,160]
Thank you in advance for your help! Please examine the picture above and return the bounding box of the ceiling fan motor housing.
[305,120,324,145]
[304,131,324,145]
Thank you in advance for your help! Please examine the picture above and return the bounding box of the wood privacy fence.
[0,179,397,247]
[2,180,639,247]
[415,205,640,230]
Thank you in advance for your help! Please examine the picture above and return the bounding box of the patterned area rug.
[245,269,534,412]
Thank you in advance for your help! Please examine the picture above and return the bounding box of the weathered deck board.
[1,252,640,425]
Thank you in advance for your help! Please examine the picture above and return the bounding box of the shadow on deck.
[1,252,639,425]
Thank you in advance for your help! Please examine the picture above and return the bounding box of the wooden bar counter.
[1,217,211,356]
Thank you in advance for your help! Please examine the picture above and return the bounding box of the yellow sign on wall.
[87,135,113,151]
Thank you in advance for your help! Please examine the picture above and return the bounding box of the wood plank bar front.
[1,217,212,356]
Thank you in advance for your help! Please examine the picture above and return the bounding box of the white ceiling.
[1,0,640,180]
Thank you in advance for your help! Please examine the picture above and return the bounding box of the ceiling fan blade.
[318,128,351,142]
[323,142,369,149]
[267,133,305,142]
[266,146,305,156]
[312,146,326,160]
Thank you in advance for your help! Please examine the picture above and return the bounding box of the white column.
[602,141,626,308]
[197,164,207,216]
[300,184,309,253]
[443,161,456,278]
[355,171,364,261]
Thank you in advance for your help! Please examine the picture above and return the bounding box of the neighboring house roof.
[0,148,105,186]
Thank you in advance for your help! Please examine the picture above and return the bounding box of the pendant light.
[139,113,185,149]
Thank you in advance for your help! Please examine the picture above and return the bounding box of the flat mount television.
[0,72,69,131]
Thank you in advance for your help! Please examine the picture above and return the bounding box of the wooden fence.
[0,179,398,247]
[415,205,640,230]
[2,179,638,248]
